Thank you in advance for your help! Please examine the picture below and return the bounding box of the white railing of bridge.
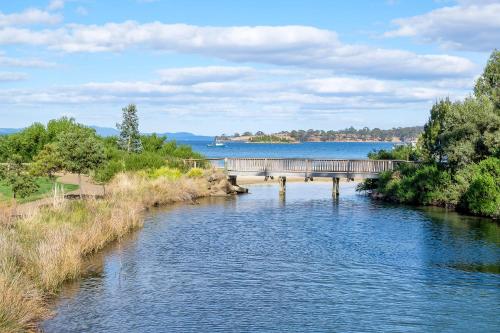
[185,158,402,174]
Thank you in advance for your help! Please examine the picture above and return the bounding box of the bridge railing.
[224,158,399,174]
[182,158,405,175]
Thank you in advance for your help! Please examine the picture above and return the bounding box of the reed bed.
[0,171,223,332]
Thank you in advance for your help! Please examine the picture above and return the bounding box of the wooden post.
[279,176,286,196]
[228,175,237,186]
[332,178,340,198]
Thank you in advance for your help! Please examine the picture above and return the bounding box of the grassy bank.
[0,177,78,203]
[0,171,229,332]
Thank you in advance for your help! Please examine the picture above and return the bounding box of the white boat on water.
[207,137,225,147]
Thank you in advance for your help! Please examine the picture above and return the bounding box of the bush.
[147,167,182,180]
[186,167,204,178]
[461,157,500,217]
[123,152,165,171]
[464,174,500,217]
[93,160,124,183]
[373,163,451,205]
[368,145,421,161]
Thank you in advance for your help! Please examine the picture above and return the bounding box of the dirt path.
[16,174,104,217]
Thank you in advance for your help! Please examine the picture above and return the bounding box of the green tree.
[30,143,64,183]
[421,99,452,163]
[141,133,167,153]
[0,123,48,162]
[0,155,39,200]
[117,104,142,153]
[56,129,105,198]
[474,49,500,109]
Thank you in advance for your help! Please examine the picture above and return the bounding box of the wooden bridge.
[185,158,403,197]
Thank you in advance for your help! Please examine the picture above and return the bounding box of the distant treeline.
[230,126,423,142]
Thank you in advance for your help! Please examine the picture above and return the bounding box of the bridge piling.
[278,176,286,196]
[332,178,340,198]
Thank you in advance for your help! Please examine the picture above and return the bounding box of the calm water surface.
[43,183,500,333]
[178,140,395,159]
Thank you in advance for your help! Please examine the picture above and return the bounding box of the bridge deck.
[187,158,402,179]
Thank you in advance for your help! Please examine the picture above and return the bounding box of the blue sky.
[0,0,498,134]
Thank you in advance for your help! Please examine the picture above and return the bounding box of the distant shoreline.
[227,140,399,144]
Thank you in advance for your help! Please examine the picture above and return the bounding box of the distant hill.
[0,128,22,135]
[1,126,213,141]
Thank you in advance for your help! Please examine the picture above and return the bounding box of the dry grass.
[0,171,226,332]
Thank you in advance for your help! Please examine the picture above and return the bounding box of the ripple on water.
[43,183,500,333]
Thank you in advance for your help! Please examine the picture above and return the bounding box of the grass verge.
[0,178,79,203]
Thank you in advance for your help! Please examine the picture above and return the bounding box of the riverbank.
[0,170,236,332]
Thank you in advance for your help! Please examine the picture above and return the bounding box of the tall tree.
[421,99,452,163]
[474,49,500,110]
[117,104,142,153]
[56,129,105,198]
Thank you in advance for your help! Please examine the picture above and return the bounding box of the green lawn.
[0,177,79,203]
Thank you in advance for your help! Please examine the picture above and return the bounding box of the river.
[43,181,499,332]
[43,142,499,332]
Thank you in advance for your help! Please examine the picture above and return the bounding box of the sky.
[0,0,498,135]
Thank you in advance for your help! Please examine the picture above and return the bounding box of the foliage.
[282,126,423,142]
[374,163,452,206]
[123,151,165,171]
[186,167,204,178]
[249,135,294,143]
[140,166,183,180]
[0,155,39,199]
[0,117,96,163]
[0,123,48,162]
[141,133,167,152]
[421,99,451,163]
[55,129,105,175]
[474,49,500,109]
[361,51,500,218]
[92,160,123,184]
[462,157,500,217]
[30,143,64,181]
[368,145,421,161]
[0,177,78,203]
[117,104,142,153]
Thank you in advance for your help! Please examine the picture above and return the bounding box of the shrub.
[461,157,500,217]
[123,152,165,171]
[464,174,500,217]
[186,167,204,178]
[147,167,182,180]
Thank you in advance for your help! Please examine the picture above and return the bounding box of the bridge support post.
[278,176,286,196]
[228,175,237,186]
[332,178,340,198]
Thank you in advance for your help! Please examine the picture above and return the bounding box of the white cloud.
[302,77,389,94]
[0,52,56,68]
[0,72,28,81]
[0,8,61,26]
[158,66,254,84]
[0,22,476,79]
[0,68,470,111]
[47,0,65,11]
[384,2,500,51]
